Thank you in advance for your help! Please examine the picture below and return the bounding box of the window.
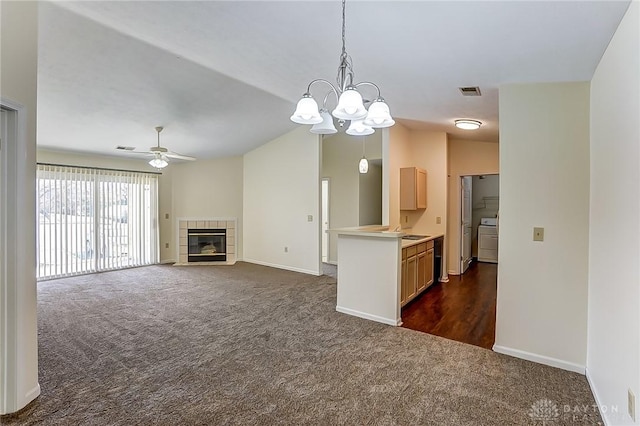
[37,164,159,279]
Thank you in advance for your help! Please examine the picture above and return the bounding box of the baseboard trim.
[336,305,401,326]
[242,258,321,276]
[160,259,175,264]
[21,383,41,409]
[492,345,585,374]
[585,367,611,426]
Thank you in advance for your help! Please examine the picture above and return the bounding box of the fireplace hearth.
[188,229,226,262]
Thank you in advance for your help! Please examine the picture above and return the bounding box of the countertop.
[330,225,402,238]
[401,234,444,248]
[330,225,443,246]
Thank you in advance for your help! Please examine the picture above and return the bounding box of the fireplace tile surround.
[175,217,237,265]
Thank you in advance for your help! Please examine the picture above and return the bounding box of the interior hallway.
[402,262,497,349]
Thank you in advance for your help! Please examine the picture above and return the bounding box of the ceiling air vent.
[459,86,481,96]
[116,145,135,151]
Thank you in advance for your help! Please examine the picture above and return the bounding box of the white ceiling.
[37,1,630,161]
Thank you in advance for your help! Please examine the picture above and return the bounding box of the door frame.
[321,178,331,263]
[460,176,473,273]
[0,98,41,414]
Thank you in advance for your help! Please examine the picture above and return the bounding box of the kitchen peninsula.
[333,225,444,326]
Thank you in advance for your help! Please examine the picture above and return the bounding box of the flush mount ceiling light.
[290,0,394,135]
[454,119,482,130]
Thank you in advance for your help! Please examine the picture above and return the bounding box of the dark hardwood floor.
[401,261,497,349]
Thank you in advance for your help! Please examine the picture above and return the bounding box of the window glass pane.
[36,165,158,280]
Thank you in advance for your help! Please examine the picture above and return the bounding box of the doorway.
[459,174,499,271]
[460,176,472,273]
[321,178,330,263]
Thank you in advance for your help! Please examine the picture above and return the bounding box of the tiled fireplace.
[176,218,236,265]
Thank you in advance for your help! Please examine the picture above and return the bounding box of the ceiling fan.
[130,126,196,169]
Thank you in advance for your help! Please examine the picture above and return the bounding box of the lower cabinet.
[401,240,435,307]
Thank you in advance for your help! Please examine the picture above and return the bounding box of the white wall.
[447,139,499,274]
[171,156,244,260]
[0,0,39,414]
[588,2,639,424]
[322,132,381,263]
[36,150,176,262]
[243,127,321,275]
[495,82,590,372]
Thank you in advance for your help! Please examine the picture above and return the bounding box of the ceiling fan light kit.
[149,154,169,169]
[290,0,394,136]
[454,119,482,130]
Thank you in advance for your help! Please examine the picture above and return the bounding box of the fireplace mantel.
[175,217,236,265]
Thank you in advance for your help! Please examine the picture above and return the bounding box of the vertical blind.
[37,164,159,280]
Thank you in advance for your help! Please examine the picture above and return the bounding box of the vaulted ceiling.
[37,1,630,161]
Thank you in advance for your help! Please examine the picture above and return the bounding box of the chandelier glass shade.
[359,157,369,174]
[346,118,374,136]
[359,138,368,174]
[310,110,338,134]
[290,0,393,135]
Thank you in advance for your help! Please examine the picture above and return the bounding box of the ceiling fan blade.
[130,151,154,156]
[165,152,196,161]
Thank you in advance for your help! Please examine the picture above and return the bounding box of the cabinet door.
[426,248,434,287]
[416,168,427,209]
[407,255,418,301]
[417,251,427,293]
[399,167,417,210]
[400,258,407,305]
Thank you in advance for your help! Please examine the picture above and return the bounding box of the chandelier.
[290,0,394,135]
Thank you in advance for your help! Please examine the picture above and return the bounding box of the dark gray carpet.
[2,263,601,425]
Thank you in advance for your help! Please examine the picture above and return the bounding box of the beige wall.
[496,82,590,371]
[171,156,244,260]
[36,150,175,263]
[407,130,448,237]
[388,124,447,236]
[243,127,321,275]
[359,162,383,226]
[447,139,499,274]
[587,2,640,424]
[387,122,412,229]
[0,0,39,414]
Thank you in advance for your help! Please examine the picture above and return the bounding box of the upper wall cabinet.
[400,167,427,210]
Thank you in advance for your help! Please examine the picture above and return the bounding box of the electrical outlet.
[436,216,441,224]
[533,227,544,242]
[165,213,169,219]
[629,389,636,422]
[284,247,288,253]
[307,215,313,222]
[165,243,169,249]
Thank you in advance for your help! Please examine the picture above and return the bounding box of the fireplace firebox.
[188,229,226,262]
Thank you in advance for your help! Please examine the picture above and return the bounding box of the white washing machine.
[478,217,498,263]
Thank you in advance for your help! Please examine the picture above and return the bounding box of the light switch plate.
[533,227,544,242]
[436,216,441,224]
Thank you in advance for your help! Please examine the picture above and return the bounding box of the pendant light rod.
[155,126,163,148]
